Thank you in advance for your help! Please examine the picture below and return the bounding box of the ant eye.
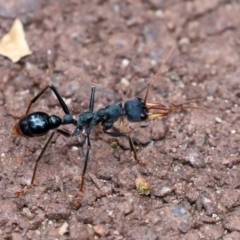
[141,113,147,120]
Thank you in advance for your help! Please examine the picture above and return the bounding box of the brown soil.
[1,0,240,239]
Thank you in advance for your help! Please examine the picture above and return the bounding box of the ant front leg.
[103,128,146,166]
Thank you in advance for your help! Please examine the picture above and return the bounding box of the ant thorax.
[96,103,124,130]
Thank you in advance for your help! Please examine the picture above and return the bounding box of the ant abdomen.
[12,112,62,137]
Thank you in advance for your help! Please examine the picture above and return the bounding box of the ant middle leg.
[76,130,91,205]
[75,86,96,205]
[79,86,96,192]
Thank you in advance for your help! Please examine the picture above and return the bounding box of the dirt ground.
[0,0,240,239]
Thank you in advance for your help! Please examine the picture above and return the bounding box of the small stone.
[179,37,190,46]
[178,37,190,53]
[135,177,151,195]
[21,207,33,219]
[120,77,130,87]
[59,222,69,236]
[93,224,109,237]
[155,10,163,17]
[167,22,175,31]
[160,186,172,196]
[110,141,118,149]
[117,201,134,215]
[46,203,71,220]
[215,117,222,123]
[121,58,130,67]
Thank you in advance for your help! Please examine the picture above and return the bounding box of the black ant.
[11,46,203,205]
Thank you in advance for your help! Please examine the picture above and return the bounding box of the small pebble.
[179,37,190,46]
[111,141,118,149]
[72,146,78,151]
[93,224,109,237]
[59,222,69,236]
[215,117,222,123]
[121,58,130,67]
[120,77,130,87]
[135,177,151,195]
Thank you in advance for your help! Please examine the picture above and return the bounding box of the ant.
[11,46,203,205]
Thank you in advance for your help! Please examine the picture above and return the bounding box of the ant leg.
[14,132,55,196]
[9,85,50,119]
[88,86,96,112]
[24,85,50,116]
[30,132,55,186]
[103,129,146,166]
[15,129,71,196]
[76,131,91,205]
[76,87,95,205]
[56,129,72,137]
[31,128,73,185]
[49,85,70,115]
[24,85,70,117]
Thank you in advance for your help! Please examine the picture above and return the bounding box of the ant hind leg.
[14,129,72,197]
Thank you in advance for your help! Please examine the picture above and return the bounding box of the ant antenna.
[144,46,175,103]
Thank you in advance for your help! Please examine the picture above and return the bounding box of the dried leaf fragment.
[0,18,32,62]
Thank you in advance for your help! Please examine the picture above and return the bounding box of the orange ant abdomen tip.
[11,124,23,136]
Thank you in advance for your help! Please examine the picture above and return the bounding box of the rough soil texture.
[0,0,240,239]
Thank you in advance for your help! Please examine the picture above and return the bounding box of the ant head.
[124,98,148,122]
